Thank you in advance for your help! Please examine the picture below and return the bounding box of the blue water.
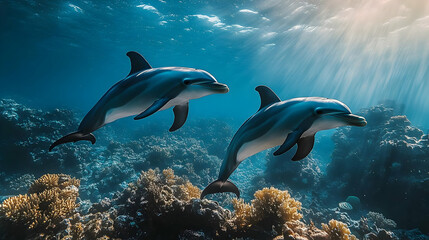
[1,0,428,129]
[1,1,429,238]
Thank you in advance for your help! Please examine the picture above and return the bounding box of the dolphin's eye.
[315,108,339,115]
[315,109,325,115]
[183,78,211,85]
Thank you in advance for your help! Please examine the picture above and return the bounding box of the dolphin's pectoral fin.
[49,132,96,151]
[134,98,170,120]
[255,85,281,111]
[169,102,189,132]
[273,131,301,156]
[126,51,152,76]
[275,116,315,157]
[200,179,240,199]
[292,134,315,161]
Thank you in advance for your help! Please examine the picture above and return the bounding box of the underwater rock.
[0,99,86,175]
[394,228,429,240]
[364,229,398,240]
[366,212,397,231]
[178,229,207,240]
[327,104,429,233]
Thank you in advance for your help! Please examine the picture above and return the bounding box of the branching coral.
[283,220,329,239]
[322,219,357,240]
[87,168,230,239]
[177,182,201,201]
[232,198,253,229]
[28,173,80,194]
[252,187,302,224]
[232,187,302,233]
[130,168,201,212]
[0,174,80,236]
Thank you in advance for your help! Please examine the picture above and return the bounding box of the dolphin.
[49,51,229,151]
[200,85,366,199]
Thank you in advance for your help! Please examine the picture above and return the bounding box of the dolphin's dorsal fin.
[126,51,151,76]
[255,85,281,111]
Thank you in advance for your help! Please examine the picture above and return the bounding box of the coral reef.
[367,212,397,230]
[1,169,384,240]
[364,229,398,240]
[252,187,303,229]
[4,174,35,195]
[0,99,87,175]
[322,219,358,240]
[327,104,429,233]
[259,148,322,190]
[0,99,225,202]
[56,168,233,239]
[0,174,80,239]
[232,187,302,235]
[1,99,428,239]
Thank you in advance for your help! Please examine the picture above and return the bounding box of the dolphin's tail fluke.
[200,179,240,199]
[49,132,96,151]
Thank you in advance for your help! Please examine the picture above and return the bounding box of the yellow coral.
[252,187,302,223]
[136,168,201,205]
[322,219,357,240]
[28,173,80,194]
[283,220,329,240]
[0,193,41,228]
[232,198,253,229]
[0,174,80,231]
[177,182,201,201]
[162,168,177,186]
[232,187,302,232]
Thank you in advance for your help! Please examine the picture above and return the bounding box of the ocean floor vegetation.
[1,99,428,239]
[0,169,375,239]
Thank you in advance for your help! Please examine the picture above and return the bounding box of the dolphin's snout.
[203,82,229,93]
[337,113,367,127]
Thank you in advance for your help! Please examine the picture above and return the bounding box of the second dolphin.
[201,85,366,198]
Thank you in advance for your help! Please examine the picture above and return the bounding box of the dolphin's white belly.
[104,94,188,124]
[105,102,149,124]
[236,128,290,162]
[161,97,188,110]
[104,94,154,124]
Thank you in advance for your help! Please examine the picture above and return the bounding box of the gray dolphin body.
[201,86,366,198]
[49,51,229,151]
